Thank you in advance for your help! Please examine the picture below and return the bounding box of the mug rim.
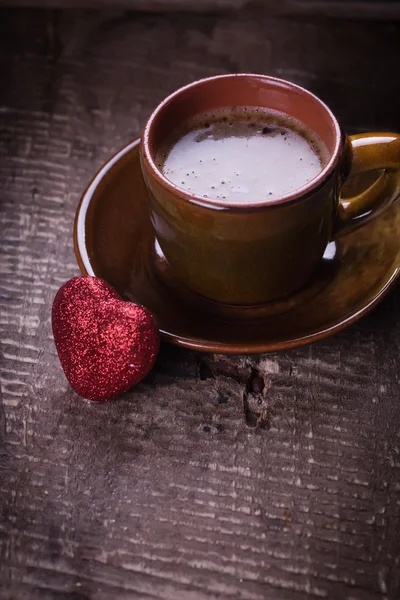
[141,73,342,209]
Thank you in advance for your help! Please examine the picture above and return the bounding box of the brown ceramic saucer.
[74,139,400,354]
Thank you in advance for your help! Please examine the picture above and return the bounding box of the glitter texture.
[52,277,160,402]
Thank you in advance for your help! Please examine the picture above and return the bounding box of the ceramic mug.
[140,74,400,306]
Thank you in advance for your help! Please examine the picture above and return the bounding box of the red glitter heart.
[52,277,160,402]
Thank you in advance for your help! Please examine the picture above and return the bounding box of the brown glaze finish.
[74,140,400,354]
[140,75,400,305]
[143,165,337,304]
[145,75,339,159]
[336,133,400,234]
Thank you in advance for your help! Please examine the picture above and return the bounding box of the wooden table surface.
[1,6,400,600]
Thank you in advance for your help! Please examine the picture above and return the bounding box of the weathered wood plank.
[1,7,400,600]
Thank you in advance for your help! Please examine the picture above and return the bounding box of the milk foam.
[156,108,328,204]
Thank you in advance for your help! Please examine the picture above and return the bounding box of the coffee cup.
[140,74,400,306]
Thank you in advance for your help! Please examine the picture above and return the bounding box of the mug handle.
[334,132,400,237]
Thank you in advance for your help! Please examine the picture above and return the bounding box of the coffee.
[156,107,328,203]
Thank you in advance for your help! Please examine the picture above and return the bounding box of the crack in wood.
[196,356,274,429]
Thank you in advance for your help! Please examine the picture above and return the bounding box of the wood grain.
[1,7,400,600]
